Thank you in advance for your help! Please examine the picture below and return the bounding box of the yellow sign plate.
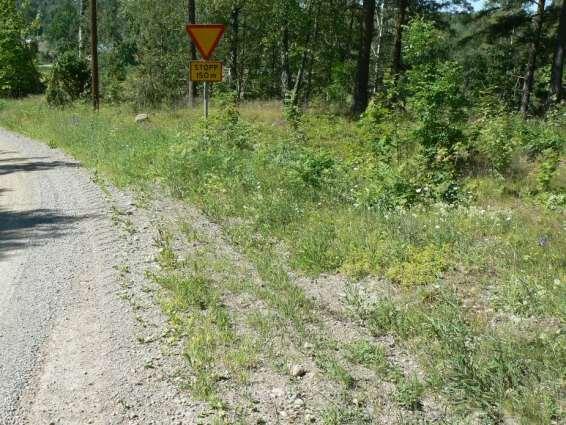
[190,61,223,82]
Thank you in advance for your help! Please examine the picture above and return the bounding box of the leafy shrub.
[476,114,518,175]
[403,20,471,203]
[536,149,561,192]
[521,123,563,161]
[354,162,418,209]
[516,116,564,193]
[0,0,42,97]
[46,52,90,106]
[324,61,355,108]
[283,93,303,130]
[291,151,335,189]
[360,95,401,160]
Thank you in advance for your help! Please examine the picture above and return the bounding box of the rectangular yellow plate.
[190,61,223,82]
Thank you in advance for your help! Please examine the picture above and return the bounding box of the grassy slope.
[0,97,564,424]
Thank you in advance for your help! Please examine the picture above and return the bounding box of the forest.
[2,0,565,114]
[0,0,565,424]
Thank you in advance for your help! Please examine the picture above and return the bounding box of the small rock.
[294,398,305,408]
[290,364,307,378]
[305,414,315,423]
[135,113,149,123]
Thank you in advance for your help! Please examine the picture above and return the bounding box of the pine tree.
[352,0,376,116]
[0,0,42,97]
[550,0,565,104]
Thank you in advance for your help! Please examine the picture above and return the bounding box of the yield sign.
[186,24,225,60]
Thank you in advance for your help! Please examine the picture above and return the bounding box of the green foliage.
[43,0,80,54]
[361,291,565,420]
[537,149,561,192]
[283,92,303,130]
[291,151,335,189]
[324,62,355,108]
[121,0,188,106]
[386,244,449,286]
[0,0,42,97]
[395,375,425,410]
[359,95,400,160]
[476,113,519,175]
[346,340,388,373]
[315,353,355,388]
[46,52,90,106]
[403,19,470,203]
[0,98,564,423]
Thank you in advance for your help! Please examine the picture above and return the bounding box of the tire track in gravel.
[0,129,203,425]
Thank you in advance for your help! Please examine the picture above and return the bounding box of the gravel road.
[0,129,201,424]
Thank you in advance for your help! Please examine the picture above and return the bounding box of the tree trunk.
[521,0,546,117]
[304,55,315,105]
[281,23,291,98]
[290,48,309,106]
[391,0,407,82]
[304,2,323,105]
[373,0,385,93]
[230,6,241,99]
[188,0,197,106]
[352,0,376,116]
[78,0,86,57]
[90,0,99,111]
[290,1,319,106]
[550,0,566,104]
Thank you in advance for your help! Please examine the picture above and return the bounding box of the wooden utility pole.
[90,0,100,111]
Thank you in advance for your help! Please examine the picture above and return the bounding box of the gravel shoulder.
[0,129,202,424]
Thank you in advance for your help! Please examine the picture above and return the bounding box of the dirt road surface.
[0,129,198,424]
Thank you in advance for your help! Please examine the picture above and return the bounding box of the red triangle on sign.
[186,24,225,60]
